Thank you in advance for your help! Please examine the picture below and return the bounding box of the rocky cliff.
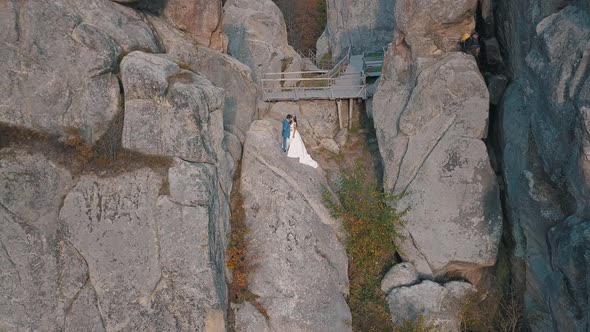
[316,0,395,61]
[492,1,590,330]
[0,1,237,330]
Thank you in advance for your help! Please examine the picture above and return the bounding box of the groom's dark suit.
[282,118,290,152]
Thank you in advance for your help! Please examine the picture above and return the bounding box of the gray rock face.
[393,0,477,57]
[148,16,258,141]
[495,3,590,330]
[161,0,227,52]
[381,262,420,294]
[0,150,75,331]
[0,0,161,143]
[267,101,340,149]
[237,120,351,331]
[373,51,502,279]
[318,0,395,60]
[223,0,303,82]
[121,51,225,164]
[59,165,228,331]
[386,280,475,332]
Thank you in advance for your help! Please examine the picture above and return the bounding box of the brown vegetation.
[226,168,269,330]
[272,0,327,53]
[324,162,405,331]
[0,121,171,178]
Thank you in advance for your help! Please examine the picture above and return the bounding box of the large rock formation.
[0,1,237,330]
[373,2,502,281]
[371,0,502,326]
[494,2,590,330]
[223,0,303,83]
[236,120,351,331]
[317,0,395,60]
[147,16,258,143]
[0,0,161,143]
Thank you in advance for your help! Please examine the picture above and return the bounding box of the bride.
[287,116,318,168]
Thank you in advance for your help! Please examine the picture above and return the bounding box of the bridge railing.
[261,71,367,101]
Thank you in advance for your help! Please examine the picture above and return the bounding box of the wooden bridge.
[261,47,385,102]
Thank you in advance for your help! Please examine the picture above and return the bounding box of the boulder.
[381,262,420,294]
[148,17,258,141]
[334,129,349,148]
[386,280,476,331]
[320,138,341,154]
[0,0,161,143]
[223,0,303,83]
[120,51,225,164]
[161,0,227,52]
[238,120,351,331]
[318,0,395,60]
[373,52,502,279]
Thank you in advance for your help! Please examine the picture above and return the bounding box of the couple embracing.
[281,114,318,169]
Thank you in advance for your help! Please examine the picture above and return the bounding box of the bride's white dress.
[287,123,318,168]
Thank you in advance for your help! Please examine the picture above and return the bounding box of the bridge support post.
[348,98,353,130]
[336,99,343,130]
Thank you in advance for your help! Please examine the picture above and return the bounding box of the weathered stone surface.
[162,0,227,52]
[320,138,341,154]
[224,0,303,83]
[58,166,228,330]
[0,150,81,331]
[486,74,508,105]
[373,52,502,279]
[0,0,161,143]
[267,101,340,148]
[495,4,590,329]
[387,280,476,332]
[334,128,349,148]
[393,0,477,57]
[238,120,351,331]
[224,130,244,165]
[121,51,225,163]
[381,262,420,294]
[318,0,395,60]
[148,16,258,141]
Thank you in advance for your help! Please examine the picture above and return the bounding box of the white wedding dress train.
[287,124,318,168]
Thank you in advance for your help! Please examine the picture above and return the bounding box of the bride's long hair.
[293,116,298,124]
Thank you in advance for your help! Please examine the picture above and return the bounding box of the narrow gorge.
[1,0,588,331]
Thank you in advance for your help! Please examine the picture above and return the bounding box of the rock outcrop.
[0,0,161,144]
[317,0,395,60]
[0,1,237,330]
[223,0,303,83]
[494,2,590,330]
[148,16,258,142]
[386,280,475,331]
[161,0,227,52]
[372,3,502,281]
[236,120,351,331]
[121,51,225,164]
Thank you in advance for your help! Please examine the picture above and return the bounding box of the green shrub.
[324,162,405,331]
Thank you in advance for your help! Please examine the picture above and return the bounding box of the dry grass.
[0,122,172,178]
[324,162,405,331]
[226,169,269,330]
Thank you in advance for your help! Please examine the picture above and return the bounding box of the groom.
[281,114,293,152]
